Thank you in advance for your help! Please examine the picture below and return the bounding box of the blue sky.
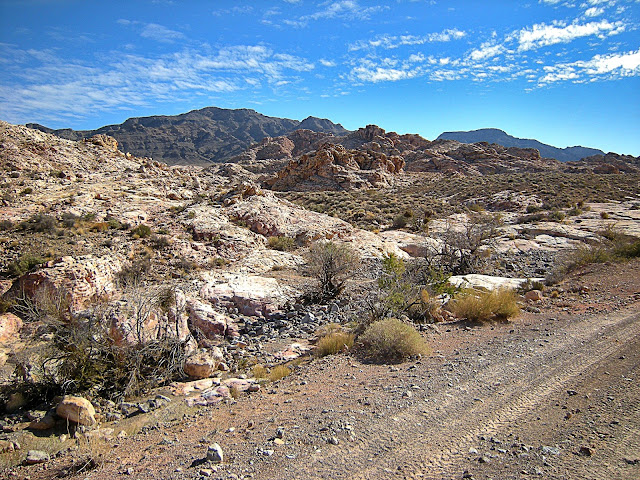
[1,0,639,155]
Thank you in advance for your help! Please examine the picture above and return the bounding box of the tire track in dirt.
[272,307,640,480]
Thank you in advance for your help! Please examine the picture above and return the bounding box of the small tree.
[425,213,501,275]
[305,241,359,301]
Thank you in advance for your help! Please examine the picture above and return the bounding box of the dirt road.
[11,262,640,480]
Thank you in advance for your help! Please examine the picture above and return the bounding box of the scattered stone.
[25,450,49,465]
[540,446,560,455]
[206,443,224,463]
[328,437,340,445]
[478,456,490,464]
[578,446,593,457]
[567,390,578,396]
[56,396,96,425]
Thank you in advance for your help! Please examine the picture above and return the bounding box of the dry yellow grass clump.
[449,288,520,323]
[315,324,355,357]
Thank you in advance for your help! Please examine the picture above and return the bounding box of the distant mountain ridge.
[436,128,604,162]
[26,107,349,165]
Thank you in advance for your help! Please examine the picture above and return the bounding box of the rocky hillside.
[26,107,349,165]
[437,128,604,162]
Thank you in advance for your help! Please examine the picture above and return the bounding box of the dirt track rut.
[257,308,640,480]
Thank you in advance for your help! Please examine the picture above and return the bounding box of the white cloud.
[468,42,505,60]
[583,6,605,16]
[140,23,185,42]
[283,1,387,27]
[538,48,640,84]
[516,19,625,50]
[319,58,337,67]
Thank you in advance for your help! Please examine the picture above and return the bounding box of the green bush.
[131,224,152,238]
[449,288,520,323]
[358,318,430,363]
[6,253,45,277]
[267,236,296,251]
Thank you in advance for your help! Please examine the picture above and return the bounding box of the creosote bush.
[449,288,520,323]
[358,318,430,363]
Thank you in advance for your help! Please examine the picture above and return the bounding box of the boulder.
[449,274,544,291]
[56,396,96,426]
[0,313,22,343]
[525,290,544,302]
[183,348,224,379]
[187,300,232,338]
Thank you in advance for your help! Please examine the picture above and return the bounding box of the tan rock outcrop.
[268,142,404,191]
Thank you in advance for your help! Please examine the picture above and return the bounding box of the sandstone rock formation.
[268,142,404,191]
[183,348,225,379]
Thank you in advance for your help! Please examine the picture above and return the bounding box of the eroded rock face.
[228,192,354,241]
[19,255,123,313]
[56,396,96,425]
[87,134,119,152]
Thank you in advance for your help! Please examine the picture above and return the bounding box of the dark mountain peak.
[437,128,604,162]
[26,106,349,165]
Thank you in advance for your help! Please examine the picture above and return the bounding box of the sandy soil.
[6,259,640,480]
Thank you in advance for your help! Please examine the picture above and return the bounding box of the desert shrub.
[303,241,360,301]
[425,213,501,275]
[21,213,57,233]
[0,219,14,231]
[268,365,291,381]
[131,224,152,238]
[5,253,45,277]
[315,325,354,357]
[600,211,610,219]
[358,318,430,363]
[150,234,171,249]
[268,236,296,251]
[548,210,565,222]
[61,212,79,228]
[449,288,520,323]
[615,239,640,258]
[117,258,151,287]
[392,214,409,229]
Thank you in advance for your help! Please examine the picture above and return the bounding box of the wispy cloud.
[283,1,387,28]
[349,28,466,51]
[515,19,625,51]
[117,19,185,43]
[0,43,314,124]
